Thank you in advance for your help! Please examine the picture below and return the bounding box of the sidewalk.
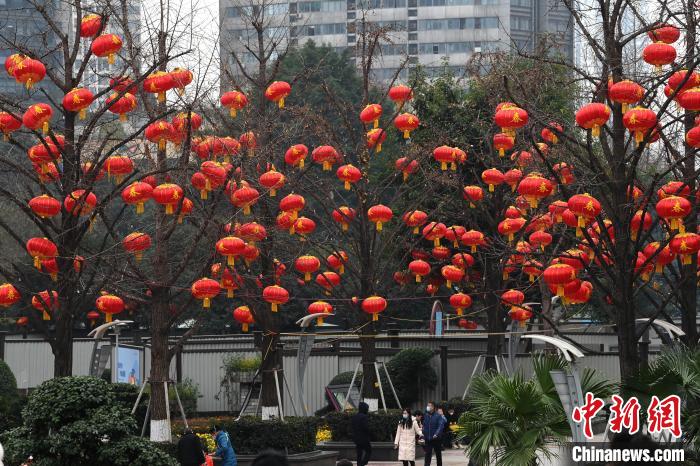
[365,448,469,466]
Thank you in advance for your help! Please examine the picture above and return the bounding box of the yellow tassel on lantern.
[503,271,509,280]
[201,190,207,200]
[158,140,166,151]
[434,238,440,247]
[158,92,165,102]
[165,204,174,215]
[278,98,285,109]
[376,144,382,152]
[34,256,41,269]
[135,252,143,262]
[344,181,350,190]
[230,108,237,118]
[446,280,452,288]
[108,54,115,65]
[373,120,379,129]
[227,256,235,267]
[376,222,383,232]
[244,206,251,215]
[471,245,477,253]
[403,130,410,139]
[26,79,33,90]
[441,162,447,171]
[242,323,249,332]
[451,162,456,171]
[469,202,475,208]
[457,309,463,316]
[403,172,409,182]
[79,108,87,120]
[43,310,50,320]
[323,161,330,171]
[119,113,127,122]
[499,149,504,157]
[299,158,305,168]
[42,121,49,134]
[227,289,234,298]
[372,313,378,321]
[203,298,211,308]
[271,303,278,312]
[592,126,601,138]
[341,223,348,232]
[317,317,324,325]
[270,188,277,197]
[289,225,295,235]
[106,313,113,323]
[556,285,564,297]
[489,184,494,192]
[415,275,421,283]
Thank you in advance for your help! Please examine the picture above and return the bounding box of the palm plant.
[456,354,614,466]
[623,346,700,457]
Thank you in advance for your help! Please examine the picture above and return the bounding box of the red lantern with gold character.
[402,210,427,234]
[285,144,308,168]
[643,242,676,273]
[62,88,94,119]
[541,123,563,144]
[295,255,321,281]
[669,233,700,265]
[170,67,193,94]
[216,236,245,266]
[231,185,260,215]
[481,168,504,192]
[517,173,553,209]
[461,230,484,253]
[23,103,52,134]
[80,14,102,38]
[106,92,137,122]
[146,120,175,150]
[498,217,526,242]
[567,193,602,235]
[265,81,291,108]
[394,113,419,139]
[122,181,153,214]
[656,195,692,232]
[441,265,464,288]
[494,104,528,137]
[332,206,355,231]
[449,293,472,316]
[152,183,184,215]
[91,34,123,64]
[0,283,20,308]
[336,164,361,190]
[14,57,46,89]
[463,185,483,208]
[144,71,175,102]
[408,259,430,283]
[648,24,680,43]
[422,222,446,247]
[543,263,576,296]
[396,157,418,181]
[316,271,341,295]
[388,85,412,106]
[0,111,21,140]
[366,128,386,152]
[433,146,456,171]
[501,289,524,308]
[622,107,657,143]
[32,290,58,320]
[327,251,349,274]
[360,104,382,128]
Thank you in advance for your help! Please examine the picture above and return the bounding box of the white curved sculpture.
[521,334,585,361]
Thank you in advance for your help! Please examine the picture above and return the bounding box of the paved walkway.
[365,448,469,466]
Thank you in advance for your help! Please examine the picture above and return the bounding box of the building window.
[358,0,407,8]
[511,16,532,31]
[408,43,418,54]
[419,17,499,31]
[299,23,347,35]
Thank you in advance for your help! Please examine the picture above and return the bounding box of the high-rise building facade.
[220,0,573,84]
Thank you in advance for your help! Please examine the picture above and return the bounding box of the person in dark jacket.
[351,401,372,466]
[211,425,237,466]
[422,402,446,466]
[177,429,206,466]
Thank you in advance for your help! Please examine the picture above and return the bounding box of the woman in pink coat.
[394,409,423,466]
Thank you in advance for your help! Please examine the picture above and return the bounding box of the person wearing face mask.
[421,402,446,466]
[443,407,459,448]
[394,408,422,466]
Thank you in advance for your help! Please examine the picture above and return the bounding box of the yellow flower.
[316,426,332,443]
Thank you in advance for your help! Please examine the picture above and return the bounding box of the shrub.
[324,410,402,442]
[222,416,320,454]
[0,360,23,433]
[222,355,262,373]
[386,348,437,407]
[329,371,361,386]
[111,382,148,427]
[0,376,177,466]
[170,378,200,417]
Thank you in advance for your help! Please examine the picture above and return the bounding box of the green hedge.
[324,410,402,442]
[176,416,320,454]
[0,359,23,434]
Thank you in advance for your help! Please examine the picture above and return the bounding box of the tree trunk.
[259,332,282,419]
[360,325,379,411]
[484,261,505,371]
[149,295,171,442]
[52,312,73,376]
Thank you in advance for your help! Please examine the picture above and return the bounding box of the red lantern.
[451,252,474,270]
[422,222,447,247]
[0,283,20,308]
[444,225,466,248]
[395,157,418,181]
[106,92,137,121]
[361,296,387,321]
[316,271,341,294]
[285,144,309,168]
[294,216,316,238]
[32,290,58,320]
[622,107,657,144]
[62,88,94,119]
[221,90,248,118]
[669,233,700,265]
[110,75,136,93]
[481,168,504,192]
[575,103,610,138]
[23,103,52,134]
[408,259,430,283]
[332,206,355,231]
[239,131,257,156]
[122,232,151,261]
[295,255,321,281]
[64,190,97,216]
[173,112,203,133]
[312,145,339,171]
[394,113,419,139]
[366,128,386,152]
[26,236,59,268]
[461,230,485,253]
[492,133,514,157]
[458,319,478,330]
[336,164,362,190]
[122,181,153,214]
[630,210,653,240]
[402,210,428,234]
[540,123,563,145]
[449,293,472,316]
[668,70,700,95]
[656,195,692,233]
[432,246,451,261]
[327,251,349,274]
[441,265,464,288]
[231,185,260,215]
[553,163,575,185]
[463,185,484,208]
[265,81,291,108]
[529,230,553,251]
[96,293,125,322]
[145,120,175,151]
[104,155,134,183]
[91,34,123,64]
[367,204,393,232]
[233,305,254,332]
[360,104,382,128]
[494,104,528,137]
[308,301,333,325]
[29,194,61,218]
[144,71,175,102]
[522,260,543,282]
[152,183,184,215]
[498,217,526,242]
[567,193,602,235]
[501,289,524,308]
[608,80,644,112]
[643,242,676,273]
[504,169,523,192]
[509,305,533,327]
[87,311,100,326]
[263,285,289,312]
[517,173,554,209]
[0,111,22,140]
[80,14,102,38]
[216,236,245,266]
[191,278,220,308]
[433,146,456,171]
[543,263,577,296]
[170,67,193,94]
[388,85,413,105]
[14,57,46,89]
[648,24,680,43]
[643,42,676,71]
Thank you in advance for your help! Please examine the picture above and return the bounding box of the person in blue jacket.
[421,402,446,466]
[211,425,238,466]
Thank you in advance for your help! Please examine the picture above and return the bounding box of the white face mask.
[426,406,432,413]
[403,414,409,419]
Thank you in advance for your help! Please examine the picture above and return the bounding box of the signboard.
[113,345,143,385]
